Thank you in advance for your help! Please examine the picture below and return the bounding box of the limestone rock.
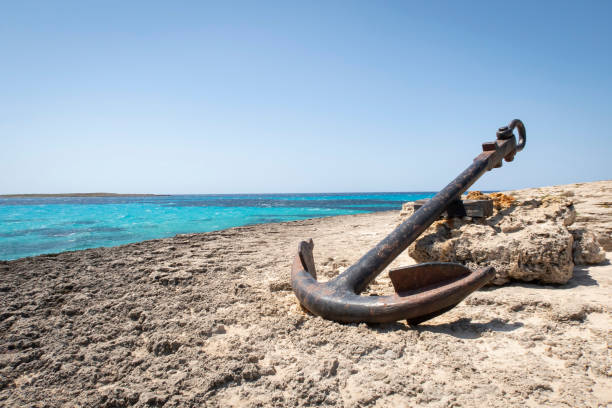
[507,181,612,251]
[570,228,606,265]
[399,201,416,219]
[405,196,578,285]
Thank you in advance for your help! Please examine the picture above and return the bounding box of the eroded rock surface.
[404,196,578,285]
[509,181,612,251]
[570,228,607,265]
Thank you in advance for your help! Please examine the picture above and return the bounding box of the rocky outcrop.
[402,192,606,285]
[570,228,606,265]
[508,181,612,251]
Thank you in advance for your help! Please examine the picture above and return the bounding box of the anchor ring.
[496,119,526,152]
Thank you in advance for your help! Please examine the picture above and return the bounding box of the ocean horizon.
[0,192,437,260]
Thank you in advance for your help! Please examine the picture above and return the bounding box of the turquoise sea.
[0,192,435,260]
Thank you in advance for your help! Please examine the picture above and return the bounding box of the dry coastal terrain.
[1,182,611,407]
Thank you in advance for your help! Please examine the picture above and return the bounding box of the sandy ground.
[1,182,611,407]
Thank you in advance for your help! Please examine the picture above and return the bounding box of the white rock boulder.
[402,194,605,285]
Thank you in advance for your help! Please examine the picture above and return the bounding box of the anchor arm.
[291,120,526,324]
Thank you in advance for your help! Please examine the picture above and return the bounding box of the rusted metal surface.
[411,199,493,218]
[389,263,470,292]
[291,120,527,324]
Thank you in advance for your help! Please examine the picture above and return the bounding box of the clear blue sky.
[1,1,610,194]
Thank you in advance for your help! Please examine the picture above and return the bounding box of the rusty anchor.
[291,119,526,324]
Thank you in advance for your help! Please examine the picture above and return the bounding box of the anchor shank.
[332,136,517,294]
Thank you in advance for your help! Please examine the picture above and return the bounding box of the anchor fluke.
[389,262,471,293]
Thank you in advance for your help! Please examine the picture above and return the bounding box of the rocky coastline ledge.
[1,181,610,407]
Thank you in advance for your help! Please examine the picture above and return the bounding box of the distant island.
[0,193,168,198]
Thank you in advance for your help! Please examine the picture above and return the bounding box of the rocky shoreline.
[1,182,611,407]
